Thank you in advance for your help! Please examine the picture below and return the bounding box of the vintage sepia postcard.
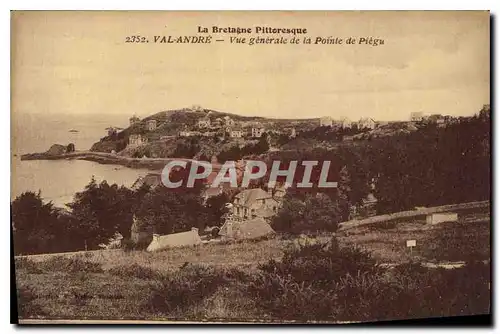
[11,11,491,324]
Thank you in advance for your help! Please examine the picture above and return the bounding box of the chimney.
[226,221,233,237]
[191,227,199,235]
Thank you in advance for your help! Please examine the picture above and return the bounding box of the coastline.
[20,151,191,171]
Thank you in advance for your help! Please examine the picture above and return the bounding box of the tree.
[11,191,60,255]
[272,193,341,234]
[337,166,351,221]
[205,193,230,227]
[67,177,137,250]
[66,143,75,153]
[136,185,208,235]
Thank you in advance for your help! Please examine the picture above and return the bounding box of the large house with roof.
[232,188,281,220]
[129,115,141,126]
[320,116,333,127]
[229,129,244,138]
[251,127,265,138]
[146,119,157,131]
[358,118,377,130]
[197,117,211,128]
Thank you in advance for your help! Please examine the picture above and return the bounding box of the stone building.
[129,115,141,126]
[320,116,333,127]
[146,119,157,131]
[128,133,147,147]
[251,127,265,138]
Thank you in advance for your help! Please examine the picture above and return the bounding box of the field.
[15,210,490,323]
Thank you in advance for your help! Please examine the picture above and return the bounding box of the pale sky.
[11,11,490,121]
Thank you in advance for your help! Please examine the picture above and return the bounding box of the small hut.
[219,217,274,241]
[147,227,202,252]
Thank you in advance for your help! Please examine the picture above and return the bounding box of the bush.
[247,237,490,322]
[17,285,45,318]
[36,256,103,273]
[15,258,43,274]
[107,264,159,280]
[247,272,340,321]
[258,238,379,289]
[247,237,380,320]
[147,264,247,315]
[421,222,490,262]
[271,194,342,235]
[121,238,151,252]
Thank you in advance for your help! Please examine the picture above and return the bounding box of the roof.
[131,172,162,190]
[255,206,276,218]
[147,229,202,252]
[203,186,223,199]
[219,217,274,240]
[362,193,378,204]
[234,188,272,207]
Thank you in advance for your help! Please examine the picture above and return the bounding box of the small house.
[129,115,141,126]
[410,112,424,122]
[230,129,244,138]
[130,216,153,244]
[251,127,265,138]
[128,134,147,147]
[224,116,236,127]
[147,227,202,252]
[340,117,352,128]
[320,116,333,127]
[426,212,458,225]
[219,217,274,241]
[146,119,157,131]
[358,118,377,130]
[197,117,211,128]
[349,193,378,219]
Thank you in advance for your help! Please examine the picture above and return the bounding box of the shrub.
[421,222,490,262]
[16,285,45,318]
[107,264,158,280]
[247,237,380,320]
[36,256,103,273]
[121,238,150,252]
[335,262,491,321]
[258,237,379,289]
[271,194,342,235]
[247,272,340,321]
[147,264,246,315]
[248,236,490,322]
[15,258,43,274]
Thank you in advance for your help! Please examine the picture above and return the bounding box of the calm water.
[11,113,151,207]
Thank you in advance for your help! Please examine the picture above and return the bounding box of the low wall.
[338,200,490,231]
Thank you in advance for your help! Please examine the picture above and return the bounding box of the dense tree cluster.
[12,106,490,254]
[217,135,269,162]
[12,178,229,255]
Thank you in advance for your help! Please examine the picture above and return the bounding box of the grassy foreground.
[15,218,490,323]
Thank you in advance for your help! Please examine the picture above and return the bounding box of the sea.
[11,113,152,208]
